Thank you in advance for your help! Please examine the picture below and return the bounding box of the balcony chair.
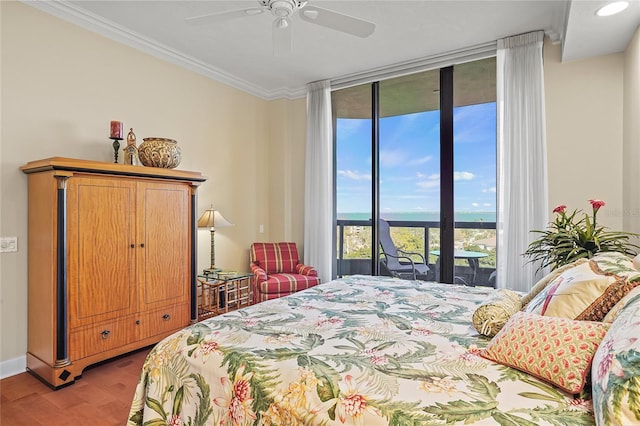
[379,219,430,281]
[250,242,320,303]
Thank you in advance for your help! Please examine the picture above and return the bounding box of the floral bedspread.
[127,275,594,425]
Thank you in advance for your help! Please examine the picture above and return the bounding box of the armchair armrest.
[251,263,267,283]
[295,263,318,277]
[380,252,417,266]
[397,249,426,264]
[379,252,425,280]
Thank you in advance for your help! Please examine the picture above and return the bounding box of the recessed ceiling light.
[595,1,629,17]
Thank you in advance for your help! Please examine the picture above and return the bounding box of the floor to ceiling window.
[333,57,497,286]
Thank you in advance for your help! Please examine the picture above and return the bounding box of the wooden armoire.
[21,157,206,388]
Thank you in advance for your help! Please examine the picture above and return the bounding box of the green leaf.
[143,420,171,426]
[423,399,497,422]
[128,410,143,425]
[186,323,211,346]
[492,411,539,426]
[517,392,561,402]
[172,386,184,416]
[145,397,167,420]
[467,374,500,401]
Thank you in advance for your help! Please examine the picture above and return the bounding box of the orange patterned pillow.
[481,311,610,394]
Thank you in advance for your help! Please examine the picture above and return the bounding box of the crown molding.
[20,0,302,100]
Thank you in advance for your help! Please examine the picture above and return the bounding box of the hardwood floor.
[0,347,151,426]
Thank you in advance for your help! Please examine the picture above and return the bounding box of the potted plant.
[524,199,639,271]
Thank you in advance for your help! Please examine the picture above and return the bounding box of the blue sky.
[336,102,496,215]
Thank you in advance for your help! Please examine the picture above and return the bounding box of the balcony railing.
[336,219,497,287]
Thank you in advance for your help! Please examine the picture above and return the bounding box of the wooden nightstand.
[197,272,253,321]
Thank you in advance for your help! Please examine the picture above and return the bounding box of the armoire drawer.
[69,317,134,359]
[138,304,190,340]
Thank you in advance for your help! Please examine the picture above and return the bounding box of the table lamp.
[198,206,233,272]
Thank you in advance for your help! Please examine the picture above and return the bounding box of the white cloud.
[380,149,407,168]
[482,187,497,193]
[472,202,480,207]
[337,170,372,181]
[483,203,492,207]
[454,171,475,181]
[409,155,433,166]
[416,179,440,189]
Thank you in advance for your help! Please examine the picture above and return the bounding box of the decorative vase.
[138,138,182,169]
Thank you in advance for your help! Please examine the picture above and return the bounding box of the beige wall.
[544,38,625,230]
[623,26,640,238]
[0,2,306,365]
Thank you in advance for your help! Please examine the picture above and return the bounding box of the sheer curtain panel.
[304,80,333,283]
[496,31,549,292]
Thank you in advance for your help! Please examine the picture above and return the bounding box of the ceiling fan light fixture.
[275,17,290,29]
[595,1,629,16]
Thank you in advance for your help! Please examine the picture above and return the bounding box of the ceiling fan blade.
[272,18,292,56]
[185,7,264,25]
[299,5,375,38]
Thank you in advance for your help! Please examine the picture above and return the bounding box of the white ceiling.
[25,0,640,100]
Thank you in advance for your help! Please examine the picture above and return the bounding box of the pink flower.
[167,414,184,426]
[213,365,256,425]
[589,199,605,211]
[312,374,382,426]
[553,205,567,214]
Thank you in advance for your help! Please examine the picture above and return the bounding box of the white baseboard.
[0,355,26,379]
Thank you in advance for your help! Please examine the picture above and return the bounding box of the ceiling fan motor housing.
[260,0,307,18]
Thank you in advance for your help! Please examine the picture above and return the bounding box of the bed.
[126,272,627,425]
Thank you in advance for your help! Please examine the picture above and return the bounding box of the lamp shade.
[197,208,233,229]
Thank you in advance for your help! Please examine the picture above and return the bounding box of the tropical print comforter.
[127,275,594,425]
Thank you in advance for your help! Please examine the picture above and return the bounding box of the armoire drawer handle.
[130,243,135,248]
[101,330,111,339]
[162,314,171,321]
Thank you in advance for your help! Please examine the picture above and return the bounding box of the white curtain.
[496,31,549,292]
[304,80,333,283]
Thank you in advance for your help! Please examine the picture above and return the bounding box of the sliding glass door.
[334,57,497,286]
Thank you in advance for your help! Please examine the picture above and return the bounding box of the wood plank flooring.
[0,347,151,426]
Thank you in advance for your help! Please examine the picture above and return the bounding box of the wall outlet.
[0,237,18,252]
[259,224,264,234]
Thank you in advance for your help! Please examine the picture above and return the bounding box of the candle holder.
[110,137,123,163]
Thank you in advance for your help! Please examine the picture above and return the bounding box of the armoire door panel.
[138,182,190,310]
[68,177,137,327]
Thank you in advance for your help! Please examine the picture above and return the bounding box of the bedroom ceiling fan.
[185,0,376,55]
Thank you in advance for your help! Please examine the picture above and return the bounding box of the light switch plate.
[0,237,18,252]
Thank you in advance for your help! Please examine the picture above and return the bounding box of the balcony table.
[429,250,488,285]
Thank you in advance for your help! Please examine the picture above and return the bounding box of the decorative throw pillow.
[592,289,640,425]
[634,252,640,270]
[472,289,522,337]
[481,311,609,394]
[523,253,640,321]
[603,286,640,323]
[520,259,588,308]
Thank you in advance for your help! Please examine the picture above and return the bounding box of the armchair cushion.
[258,274,319,300]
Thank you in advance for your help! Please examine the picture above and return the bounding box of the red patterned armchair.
[250,242,320,303]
